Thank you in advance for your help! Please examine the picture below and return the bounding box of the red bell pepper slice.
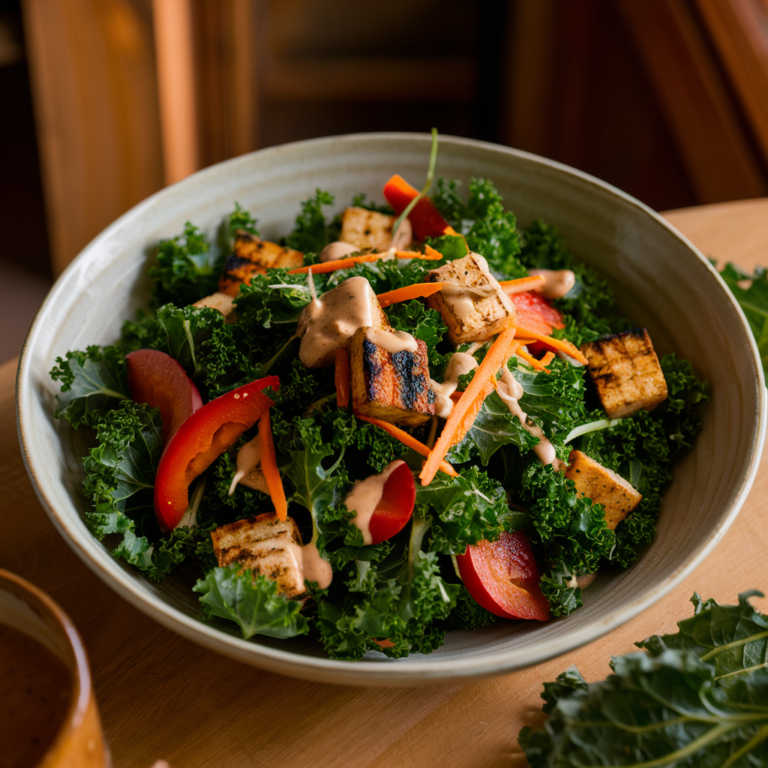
[510,291,565,337]
[383,174,450,241]
[154,376,279,531]
[457,531,550,621]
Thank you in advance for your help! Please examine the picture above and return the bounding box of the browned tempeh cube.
[425,252,516,344]
[218,230,304,296]
[340,206,411,251]
[565,450,642,530]
[193,291,236,319]
[350,327,435,426]
[582,329,668,418]
[210,513,305,598]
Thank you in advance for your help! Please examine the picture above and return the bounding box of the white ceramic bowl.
[17,133,766,686]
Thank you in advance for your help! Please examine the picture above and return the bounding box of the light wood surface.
[4,200,768,767]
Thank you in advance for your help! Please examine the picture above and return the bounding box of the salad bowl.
[16,133,766,686]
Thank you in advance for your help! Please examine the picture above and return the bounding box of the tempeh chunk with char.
[350,327,435,426]
[565,450,642,530]
[581,328,668,418]
[340,206,412,251]
[211,513,305,598]
[218,230,304,297]
[424,252,516,344]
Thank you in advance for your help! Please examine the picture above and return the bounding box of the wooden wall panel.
[22,0,164,276]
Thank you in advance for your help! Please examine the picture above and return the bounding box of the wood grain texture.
[22,0,164,276]
[3,199,768,766]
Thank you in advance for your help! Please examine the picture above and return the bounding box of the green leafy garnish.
[519,592,768,767]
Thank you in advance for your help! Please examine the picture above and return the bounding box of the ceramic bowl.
[17,133,766,686]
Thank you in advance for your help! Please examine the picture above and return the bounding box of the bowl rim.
[16,132,767,685]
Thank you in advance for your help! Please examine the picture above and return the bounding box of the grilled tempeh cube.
[193,291,236,319]
[425,252,516,344]
[565,450,642,530]
[581,328,668,418]
[339,206,412,252]
[350,327,435,426]
[211,513,305,598]
[218,230,304,297]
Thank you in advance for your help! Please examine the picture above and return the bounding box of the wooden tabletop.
[4,199,768,768]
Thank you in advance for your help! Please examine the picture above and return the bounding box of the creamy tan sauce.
[300,541,333,589]
[496,368,565,470]
[228,435,262,495]
[366,327,418,354]
[319,241,361,263]
[297,276,381,368]
[530,269,576,300]
[431,352,478,419]
[345,460,405,544]
[0,623,71,768]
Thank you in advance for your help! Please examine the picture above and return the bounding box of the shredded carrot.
[258,409,288,521]
[334,349,350,408]
[287,250,438,275]
[540,351,556,367]
[423,244,445,261]
[420,327,518,486]
[499,275,546,293]
[514,338,538,347]
[377,282,445,308]
[516,347,551,373]
[513,324,588,365]
[355,412,458,477]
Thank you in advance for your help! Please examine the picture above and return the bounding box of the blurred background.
[2,0,768,362]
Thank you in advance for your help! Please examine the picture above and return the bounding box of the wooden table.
[4,199,768,768]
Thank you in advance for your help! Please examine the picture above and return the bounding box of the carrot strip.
[499,275,546,294]
[540,351,556,367]
[258,409,288,521]
[424,244,445,261]
[420,327,518,486]
[516,347,551,373]
[355,412,458,477]
[514,338,538,346]
[377,282,445,308]
[334,349,350,408]
[287,250,439,275]
[513,324,588,365]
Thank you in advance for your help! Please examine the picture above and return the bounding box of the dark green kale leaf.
[284,189,336,255]
[194,565,309,639]
[718,262,768,376]
[658,353,709,454]
[50,345,129,429]
[234,269,313,329]
[349,192,393,215]
[445,585,499,631]
[414,465,521,555]
[447,389,539,465]
[520,593,768,768]
[316,516,458,660]
[227,202,260,237]
[432,177,525,277]
[149,222,222,308]
[386,299,449,367]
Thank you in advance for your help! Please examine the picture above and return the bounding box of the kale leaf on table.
[519,592,768,768]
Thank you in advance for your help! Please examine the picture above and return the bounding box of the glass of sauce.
[0,569,110,768]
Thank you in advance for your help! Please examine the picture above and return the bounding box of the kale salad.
[49,167,706,661]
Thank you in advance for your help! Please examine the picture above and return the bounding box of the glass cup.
[0,568,110,767]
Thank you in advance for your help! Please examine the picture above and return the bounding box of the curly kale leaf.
[149,222,222,308]
[520,593,768,768]
[50,345,129,429]
[194,565,309,639]
[316,517,458,660]
[284,188,336,255]
[658,353,708,454]
[227,202,259,237]
[431,177,525,277]
[718,262,768,376]
[445,585,499,631]
[234,269,313,330]
[386,299,449,367]
[414,465,521,555]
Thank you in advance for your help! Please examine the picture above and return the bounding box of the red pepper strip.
[154,376,279,531]
[334,349,350,408]
[383,174,450,240]
[258,409,288,521]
